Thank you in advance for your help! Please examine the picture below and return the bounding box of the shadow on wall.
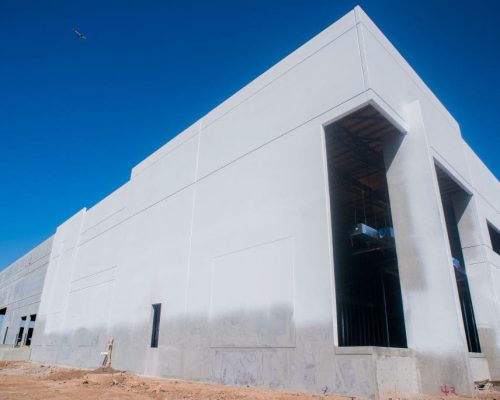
[29,307,429,398]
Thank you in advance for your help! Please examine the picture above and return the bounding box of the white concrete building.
[1,7,499,399]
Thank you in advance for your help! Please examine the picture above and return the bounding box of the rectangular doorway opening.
[435,165,481,353]
[325,105,407,348]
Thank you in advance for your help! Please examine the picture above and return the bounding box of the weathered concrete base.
[469,353,491,382]
[334,347,419,399]
[0,345,31,361]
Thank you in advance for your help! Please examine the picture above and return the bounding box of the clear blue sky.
[0,0,499,269]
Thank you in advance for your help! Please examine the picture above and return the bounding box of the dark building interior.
[435,165,481,353]
[325,105,407,348]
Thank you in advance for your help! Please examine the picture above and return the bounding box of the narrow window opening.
[16,316,26,347]
[151,303,161,348]
[435,165,481,353]
[0,307,6,338]
[25,314,36,346]
[325,105,407,348]
[487,222,500,255]
[3,327,8,344]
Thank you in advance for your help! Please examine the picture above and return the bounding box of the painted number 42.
[440,386,456,396]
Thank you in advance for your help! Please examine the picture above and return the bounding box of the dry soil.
[0,360,350,400]
[0,360,498,400]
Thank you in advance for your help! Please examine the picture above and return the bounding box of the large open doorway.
[325,105,407,348]
[435,164,481,353]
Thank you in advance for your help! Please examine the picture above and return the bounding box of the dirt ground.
[0,361,498,400]
[0,361,350,400]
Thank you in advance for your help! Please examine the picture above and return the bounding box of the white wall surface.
[0,237,53,346]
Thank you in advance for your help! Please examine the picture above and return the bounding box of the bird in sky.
[72,27,87,40]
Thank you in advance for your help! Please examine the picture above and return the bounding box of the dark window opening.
[3,327,8,345]
[151,303,161,348]
[25,328,34,346]
[487,222,500,255]
[325,105,407,348]
[16,327,24,346]
[16,316,27,346]
[0,307,6,339]
[435,165,481,353]
[25,314,36,346]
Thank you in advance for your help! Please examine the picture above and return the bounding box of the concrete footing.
[0,345,32,361]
